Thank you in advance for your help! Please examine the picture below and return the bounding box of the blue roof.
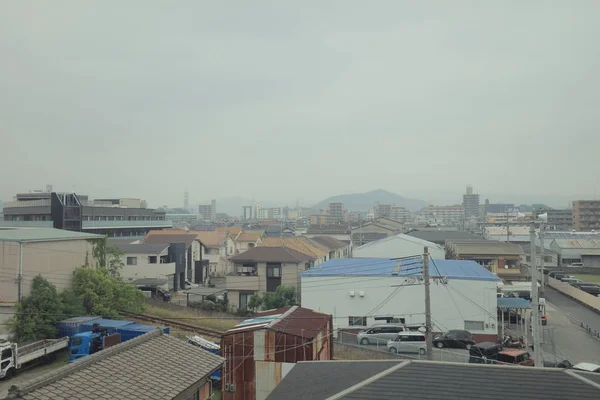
[497,297,531,310]
[237,314,282,326]
[299,257,500,282]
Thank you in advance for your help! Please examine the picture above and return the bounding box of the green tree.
[247,286,298,311]
[72,267,146,317]
[10,276,63,342]
[90,237,124,278]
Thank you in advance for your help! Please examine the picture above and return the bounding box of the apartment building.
[534,208,573,231]
[462,185,480,221]
[374,203,392,219]
[2,191,171,238]
[198,199,217,221]
[572,200,600,231]
[423,204,465,224]
[257,207,284,221]
[390,205,410,222]
[328,202,344,222]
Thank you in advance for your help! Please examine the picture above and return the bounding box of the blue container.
[57,316,100,338]
[117,324,170,342]
[80,318,136,332]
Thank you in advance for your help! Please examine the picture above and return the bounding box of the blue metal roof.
[237,314,282,326]
[497,297,531,310]
[299,257,500,281]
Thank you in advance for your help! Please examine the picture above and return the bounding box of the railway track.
[119,311,225,338]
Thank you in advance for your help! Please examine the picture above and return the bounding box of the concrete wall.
[547,276,600,313]
[0,239,95,304]
[301,275,498,335]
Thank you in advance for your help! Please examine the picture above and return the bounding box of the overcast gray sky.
[1,1,599,208]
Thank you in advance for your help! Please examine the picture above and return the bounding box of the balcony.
[4,199,51,208]
[82,220,173,229]
[225,274,260,291]
[0,220,53,228]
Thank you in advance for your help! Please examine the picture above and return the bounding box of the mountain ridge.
[312,189,427,212]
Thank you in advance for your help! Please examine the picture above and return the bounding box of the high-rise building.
[534,208,573,231]
[572,200,600,231]
[390,206,409,222]
[183,189,189,211]
[374,203,392,219]
[328,202,343,222]
[424,205,465,224]
[198,199,217,221]
[462,185,480,221]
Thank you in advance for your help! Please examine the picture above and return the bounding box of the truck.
[68,320,169,361]
[0,337,69,379]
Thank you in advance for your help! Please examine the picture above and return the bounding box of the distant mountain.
[313,189,427,212]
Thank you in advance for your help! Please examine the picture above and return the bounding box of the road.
[543,286,600,332]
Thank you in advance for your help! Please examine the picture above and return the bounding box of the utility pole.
[17,242,24,302]
[423,246,433,360]
[539,221,545,296]
[506,208,510,242]
[530,224,543,366]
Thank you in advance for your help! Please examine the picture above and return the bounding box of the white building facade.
[300,258,500,342]
[353,234,445,259]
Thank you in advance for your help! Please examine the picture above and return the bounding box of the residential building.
[305,224,352,243]
[351,217,404,247]
[233,230,264,254]
[7,329,224,400]
[260,237,327,265]
[534,208,573,231]
[406,229,481,246]
[390,205,410,222]
[310,214,330,225]
[221,306,333,400]
[300,258,500,341]
[112,242,177,289]
[462,185,480,221]
[483,226,531,243]
[242,205,253,220]
[268,359,600,400]
[0,228,103,303]
[373,203,392,219]
[328,202,344,222]
[194,231,229,276]
[265,225,295,237]
[226,247,313,310]
[549,238,600,267]
[257,207,284,221]
[353,234,445,259]
[423,204,465,225]
[308,236,351,259]
[485,201,516,214]
[198,199,217,222]
[143,232,202,288]
[572,200,600,231]
[1,191,171,238]
[446,240,525,281]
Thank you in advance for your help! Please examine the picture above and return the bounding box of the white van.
[357,325,407,345]
[387,332,427,356]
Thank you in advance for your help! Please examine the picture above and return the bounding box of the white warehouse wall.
[301,276,498,337]
[353,234,445,259]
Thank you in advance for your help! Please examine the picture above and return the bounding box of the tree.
[10,276,63,342]
[247,286,298,311]
[72,267,146,317]
[90,237,124,278]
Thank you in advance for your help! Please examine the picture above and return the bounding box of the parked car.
[548,271,565,279]
[357,324,407,345]
[184,280,199,289]
[567,262,584,268]
[136,286,172,301]
[432,330,475,349]
[570,282,600,290]
[560,277,582,284]
[580,286,600,296]
[387,332,427,355]
[469,342,503,364]
[496,349,534,366]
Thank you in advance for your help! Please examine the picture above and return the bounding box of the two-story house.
[195,231,228,277]
[226,247,314,311]
[232,230,264,254]
[112,241,175,288]
[259,237,327,265]
[143,232,202,288]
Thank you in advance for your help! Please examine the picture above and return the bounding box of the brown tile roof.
[214,226,243,238]
[229,246,313,263]
[236,231,263,242]
[309,236,348,250]
[193,231,227,248]
[144,229,187,239]
[143,233,198,249]
[260,237,326,259]
[9,329,224,400]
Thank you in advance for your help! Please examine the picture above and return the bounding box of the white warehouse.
[300,257,500,342]
[352,234,445,259]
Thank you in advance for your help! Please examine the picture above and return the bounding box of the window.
[526,256,531,262]
[267,267,281,278]
[399,336,410,342]
[382,326,402,334]
[239,293,252,311]
[464,321,484,331]
[349,316,367,326]
[544,256,552,262]
[148,256,157,264]
[127,257,137,265]
[1,348,12,359]
[412,335,426,342]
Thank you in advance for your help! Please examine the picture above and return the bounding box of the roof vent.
[349,290,355,297]
[359,291,365,297]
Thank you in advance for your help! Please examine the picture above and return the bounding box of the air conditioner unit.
[230,384,236,392]
[225,383,230,391]
[349,290,355,297]
[359,291,365,297]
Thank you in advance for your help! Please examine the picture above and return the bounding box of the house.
[300,257,499,342]
[549,238,600,267]
[305,224,351,243]
[0,228,104,304]
[233,230,265,254]
[307,236,351,259]
[406,229,481,246]
[446,239,526,281]
[7,328,224,400]
[226,247,313,311]
[221,306,333,400]
[194,230,229,277]
[483,226,531,243]
[267,359,600,400]
[260,237,327,265]
[112,242,178,289]
[351,217,404,246]
[143,232,202,289]
[353,233,445,260]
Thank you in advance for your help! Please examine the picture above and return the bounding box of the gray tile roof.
[229,246,313,263]
[268,360,600,400]
[266,361,400,400]
[309,236,348,250]
[406,229,482,244]
[114,242,170,254]
[8,329,224,400]
[0,228,104,242]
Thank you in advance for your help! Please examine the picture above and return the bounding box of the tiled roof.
[552,238,600,249]
[145,229,188,237]
[194,231,227,248]
[229,246,313,263]
[143,233,198,249]
[446,239,524,256]
[236,231,263,242]
[309,236,348,250]
[0,228,103,242]
[214,226,243,238]
[260,237,326,258]
[306,225,351,234]
[114,243,170,254]
[9,329,224,400]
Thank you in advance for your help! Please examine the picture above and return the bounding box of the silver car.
[387,332,427,356]
[357,325,407,345]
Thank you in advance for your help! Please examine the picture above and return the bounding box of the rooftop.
[260,237,326,259]
[300,257,500,281]
[552,238,600,249]
[143,232,198,248]
[446,239,524,256]
[193,230,227,248]
[306,224,351,234]
[0,228,104,243]
[309,236,348,250]
[355,233,444,252]
[8,329,224,400]
[406,229,481,243]
[235,231,263,242]
[113,242,170,255]
[267,359,600,400]
[229,246,313,263]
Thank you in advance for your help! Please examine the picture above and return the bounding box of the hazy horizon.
[2,1,599,208]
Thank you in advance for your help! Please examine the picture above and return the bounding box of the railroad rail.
[119,311,225,338]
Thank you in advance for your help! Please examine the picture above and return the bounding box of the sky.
[1,1,600,209]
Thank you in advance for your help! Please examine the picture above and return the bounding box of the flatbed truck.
[0,337,69,380]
